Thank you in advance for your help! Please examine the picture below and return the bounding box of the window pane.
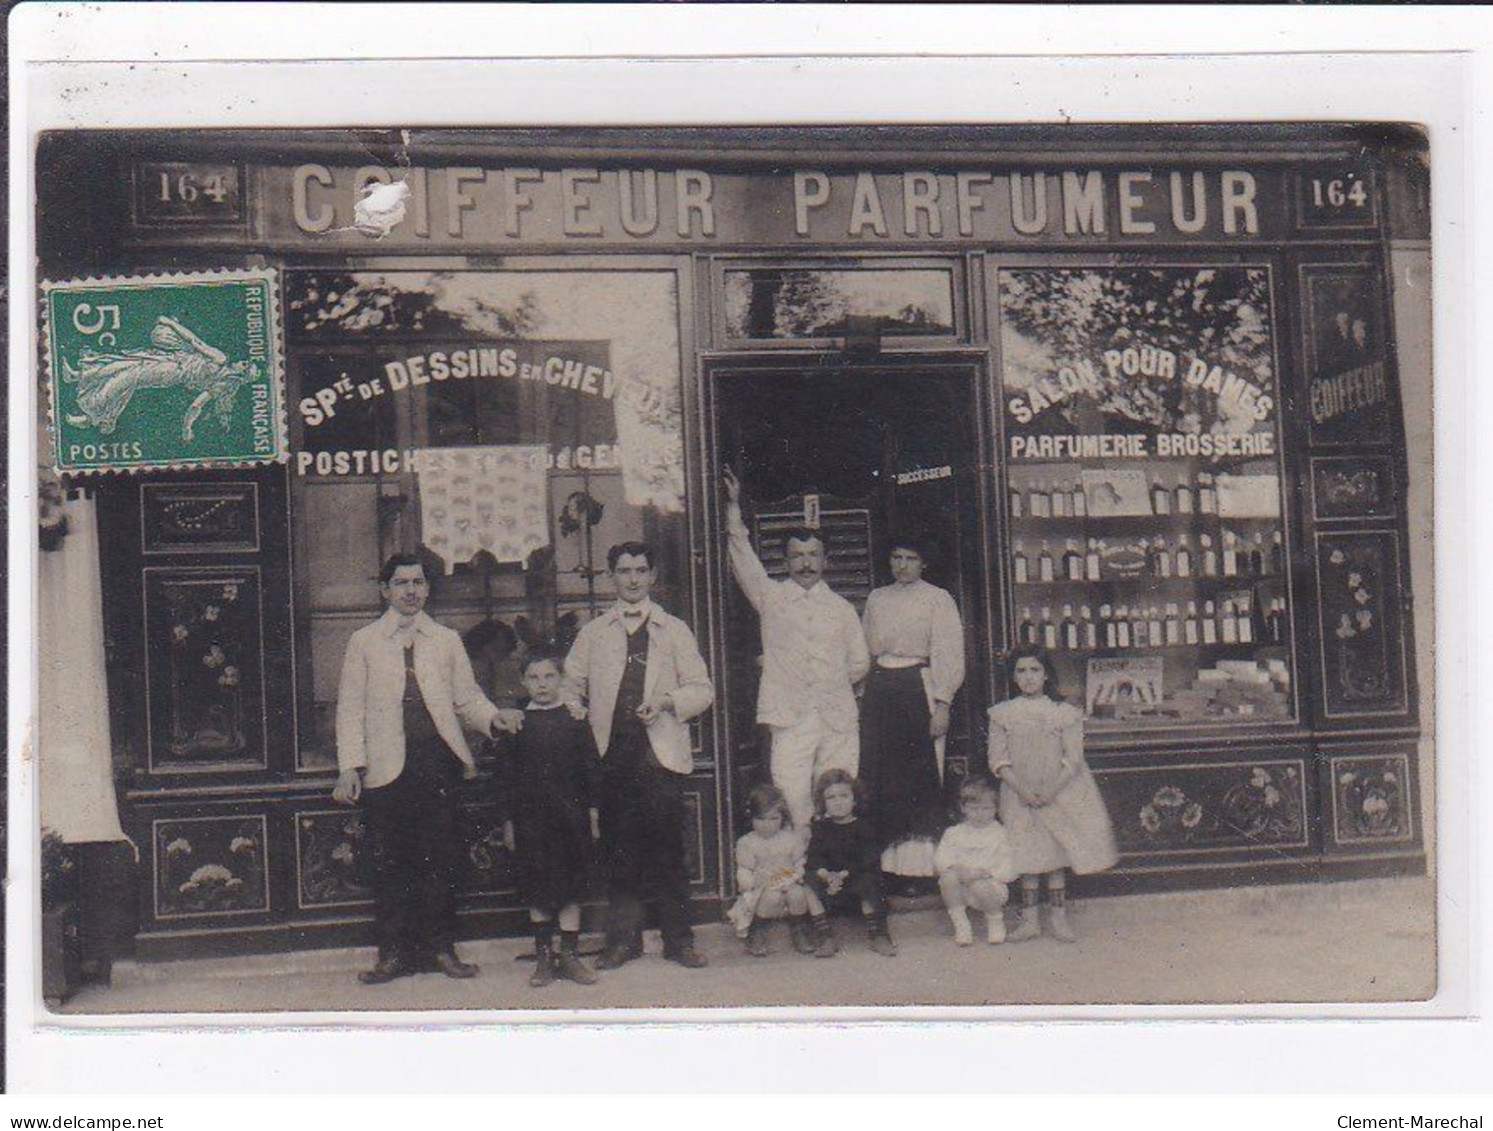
[724,268,954,339]
[286,270,687,767]
[998,266,1295,732]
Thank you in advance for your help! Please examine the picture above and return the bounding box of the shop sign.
[1301,265,1394,446]
[245,164,1294,247]
[997,266,1280,462]
[294,340,624,477]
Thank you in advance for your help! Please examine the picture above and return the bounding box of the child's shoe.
[789,914,817,955]
[866,915,899,957]
[948,905,974,946]
[557,937,599,985]
[1008,906,1041,943]
[812,914,839,958]
[986,912,1007,945]
[1048,904,1077,943]
[746,920,770,958]
[529,940,557,988]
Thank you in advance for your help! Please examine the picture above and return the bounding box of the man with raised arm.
[723,468,871,830]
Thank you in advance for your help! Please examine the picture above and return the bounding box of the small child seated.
[936,777,1019,946]
[804,770,896,958]
[727,784,816,957]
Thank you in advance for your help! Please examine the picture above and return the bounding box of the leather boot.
[358,953,414,985]
[433,950,479,979]
[789,914,817,955]
[557,934,599,985]
[746,920,770,957]
[1008,905,1041,943]
[866,914,898,957]
[811,914,839,958]
[529,939,557,988]
[595,937,643,971]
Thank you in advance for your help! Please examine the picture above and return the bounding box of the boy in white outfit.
[936,777,1020,945]
[723,469,870,830]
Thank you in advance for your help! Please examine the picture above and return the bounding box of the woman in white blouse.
[860,537,966,882]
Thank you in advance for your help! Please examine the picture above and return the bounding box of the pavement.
[51,875,1435,1016]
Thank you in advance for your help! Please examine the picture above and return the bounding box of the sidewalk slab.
[50,876,1435,1017]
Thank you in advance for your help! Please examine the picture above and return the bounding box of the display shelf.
[1013,574,1284,591]
[1010,514,1280,531]
[1025,643,1286,659]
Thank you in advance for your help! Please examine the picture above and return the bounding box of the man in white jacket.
[333,554,521,985]
[723,469,871,830]
[564,541,715,970]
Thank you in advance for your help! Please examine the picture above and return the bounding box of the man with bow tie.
[563,541,715,970]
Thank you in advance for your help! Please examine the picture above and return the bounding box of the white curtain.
[39,495,129,845]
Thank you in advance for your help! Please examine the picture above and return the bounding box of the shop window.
[722,267,956,342]
[996,265,1296,732]
[285,269,688,769]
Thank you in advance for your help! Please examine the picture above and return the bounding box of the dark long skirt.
[859,665,944,849]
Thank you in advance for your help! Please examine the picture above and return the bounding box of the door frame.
[697,349,1000,860]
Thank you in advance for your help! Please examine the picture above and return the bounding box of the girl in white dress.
[986,646,1118,942]
[727,784,816,957]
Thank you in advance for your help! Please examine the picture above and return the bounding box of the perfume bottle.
[1040,605,1058,650]
[1038,541,1055,582]
[1114,605,1132,649]
[1071,481,1088,517]
[1008,482,1024,519]
[1061,604,1080,651]
[1236,596,1254,644]
[1220,599,1238,644]
[1202,600,1219,644]
[1152,537,1173,579]
[1184,600,1201,645]
[1030,481,1050,519]
[1147,605,1164,645]
[1164,602,1182,645]
[1052,482,1070,519]
[1085,538,1103,581]
[1100,604,1117,649]
[1175,534,1193,578]
[1198,472,1217,514]
[1081,604,1098,649]
[1019,606,1037,647]
[1063,539,1084,581]
[1200,534,1218,578]
[1013,543,1029,585]
[1129,605,1147,649]
[1248,533,1266,577]
[1151,478,1172,516]
[1222,531,1239,578]
[1270,597,1288,644]
[1175,478,1194,514]
[1271,530,1286,576]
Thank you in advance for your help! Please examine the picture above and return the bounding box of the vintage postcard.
[22,118,1437,1023]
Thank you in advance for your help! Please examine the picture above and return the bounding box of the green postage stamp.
[44,269,287,473]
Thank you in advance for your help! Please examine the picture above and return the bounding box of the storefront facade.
[37,126,1430,959]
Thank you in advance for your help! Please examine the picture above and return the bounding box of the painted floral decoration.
[179,863,244,894]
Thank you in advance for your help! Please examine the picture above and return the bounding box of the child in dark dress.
[804,769,897,958]
[496,652,602,987]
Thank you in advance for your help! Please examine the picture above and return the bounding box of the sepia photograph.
[24,118,1438,1018]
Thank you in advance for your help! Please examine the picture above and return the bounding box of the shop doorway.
[707,361,991,840]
